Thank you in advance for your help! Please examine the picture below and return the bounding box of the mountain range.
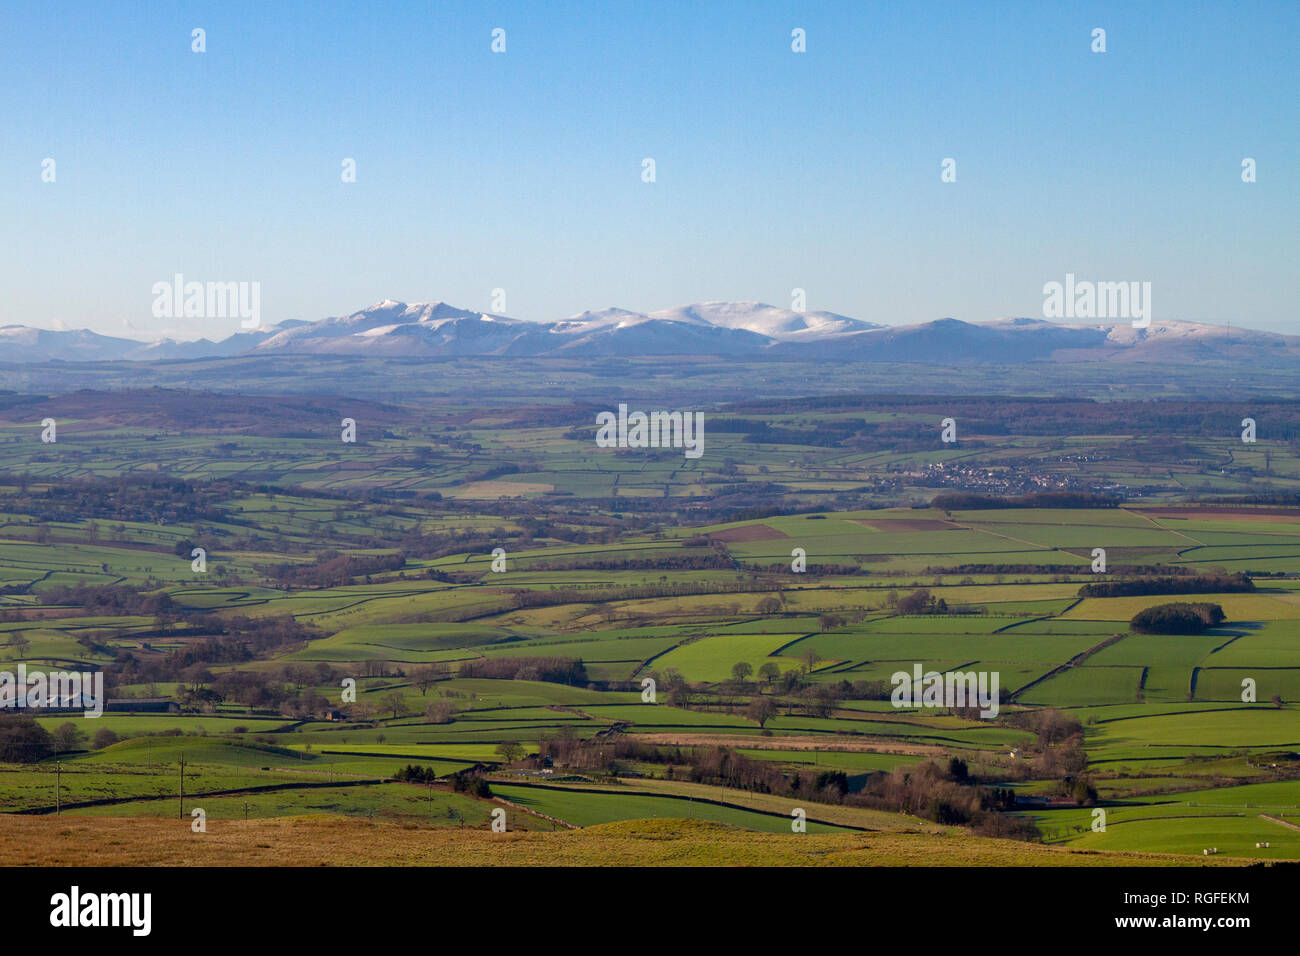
[3,301,1295,366]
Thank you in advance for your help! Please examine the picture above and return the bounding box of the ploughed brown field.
[854,518,961,531]
[0,817,1253,867]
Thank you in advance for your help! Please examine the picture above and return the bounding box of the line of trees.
[458,656,589,686]
[265,550,406,588]
[1078,573,1253,598]
[41,583,176,616]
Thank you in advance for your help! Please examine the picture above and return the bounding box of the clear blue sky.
[2,0,1296,339]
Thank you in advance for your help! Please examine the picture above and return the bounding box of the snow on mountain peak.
[2,300,1290,365]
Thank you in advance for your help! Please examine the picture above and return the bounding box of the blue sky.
[2,0,1296,339]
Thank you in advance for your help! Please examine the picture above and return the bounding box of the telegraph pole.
[178,753,185,819]
[55,762,61,815]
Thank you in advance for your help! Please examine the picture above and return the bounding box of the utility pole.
[178,753,185,820]
[55,762,61,815]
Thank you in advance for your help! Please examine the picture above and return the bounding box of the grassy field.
[0,816,1257,866]
[2,391,1299,865]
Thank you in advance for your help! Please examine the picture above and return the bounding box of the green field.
[2,390,1299,865]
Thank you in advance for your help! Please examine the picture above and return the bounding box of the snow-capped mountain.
[247,301,794,357]
[645,302,880,340]
[253,301,528,356]
[1,301,1296,366]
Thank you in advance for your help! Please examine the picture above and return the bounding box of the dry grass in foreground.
[0,816,1255,866]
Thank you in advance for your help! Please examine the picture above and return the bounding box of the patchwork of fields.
[0,474,1297,864]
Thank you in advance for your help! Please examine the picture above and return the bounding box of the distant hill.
[3,300,1296,367]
